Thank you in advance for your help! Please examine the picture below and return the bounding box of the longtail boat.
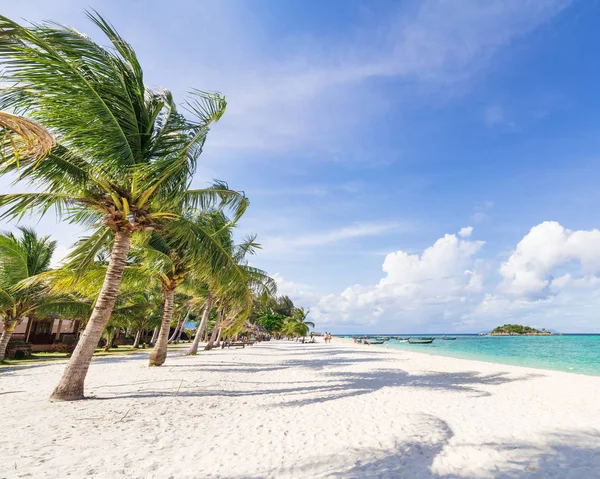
[408,338,434,344]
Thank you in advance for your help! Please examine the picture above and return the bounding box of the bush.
[51,343,76,354]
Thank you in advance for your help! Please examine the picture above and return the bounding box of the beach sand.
[2,339,600,478]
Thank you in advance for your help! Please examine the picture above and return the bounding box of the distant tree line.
[250,295,314,338]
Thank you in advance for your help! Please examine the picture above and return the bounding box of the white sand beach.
[2,340,600,479]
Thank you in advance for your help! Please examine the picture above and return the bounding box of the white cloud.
[177,0,571,156]
[499,221,600,297]
[459,226,473,238]
[280,221,600,333]
[283,227,485,330]
[273,273,322,306]
[263,221,401,254]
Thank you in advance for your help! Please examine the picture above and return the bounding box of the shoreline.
[337,335,600,378]
[2,339,600,478]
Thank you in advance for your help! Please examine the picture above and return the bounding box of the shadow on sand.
[239,417,600,479]
[323,429,600,478]
[95,365,541,407]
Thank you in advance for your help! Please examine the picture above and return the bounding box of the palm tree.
[144,207,260,365]
[0,227,58,361]
[291,307,315,329]
[184,213,276,355]
[0,13,247,400]
[111,289,163,349]
[280,308,314,339]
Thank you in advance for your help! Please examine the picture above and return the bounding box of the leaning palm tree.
[143,208,256,365]
[184,212,276,355]
[0,13,247,400]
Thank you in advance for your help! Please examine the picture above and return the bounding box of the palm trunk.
[175,310,189,343]
[0,320,17,362]
[103,330,113,352]
[186,293,212,355]
[148,288,175,367]
[175,324,184,343]
[132,329,141,348]
[150,327,158,345]
[167,320,180,343]
[204,312,221,351]
[50,230,132,401]
[215,328,223,348]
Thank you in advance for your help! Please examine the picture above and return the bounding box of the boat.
[418,337,434,341]
[364,340,384,345]
[441,336,456,340]
[408,338,434,344]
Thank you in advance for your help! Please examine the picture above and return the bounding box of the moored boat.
[408,338,434,344]
[442,336,456,340]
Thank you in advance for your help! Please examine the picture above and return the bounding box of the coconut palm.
[111,289,163,349]
[184,213,276,355]
[143,207,259,364]
[0,13,247,400]
[143,226,198,367]
[0,227,88,361]
[280,308,314,339]
[291,307,315,329]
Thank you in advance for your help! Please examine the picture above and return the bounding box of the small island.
[485,324,556,336]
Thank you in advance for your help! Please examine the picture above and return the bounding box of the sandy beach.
[2,339,600,478]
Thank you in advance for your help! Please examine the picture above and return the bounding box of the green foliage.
[259,313,286,333]
[271,296,295,317]
[491,324,542,335]
[0,227,85,327]
[0,12,247,279]
[0,12,313,364]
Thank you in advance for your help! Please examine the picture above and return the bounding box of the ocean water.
[350,335,600,376]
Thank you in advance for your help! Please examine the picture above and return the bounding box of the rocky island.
[486,324,555,336]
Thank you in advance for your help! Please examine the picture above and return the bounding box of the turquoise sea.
[346,335,600,376]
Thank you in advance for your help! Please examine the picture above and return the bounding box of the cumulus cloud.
[280,227,485,331]
[278,221,600,333]
[499,221,600,297]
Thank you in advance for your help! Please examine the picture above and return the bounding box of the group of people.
[323,332,333,344]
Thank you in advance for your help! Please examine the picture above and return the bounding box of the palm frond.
[0,111,55,162]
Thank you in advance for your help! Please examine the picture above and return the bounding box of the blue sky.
[3,0,600,333]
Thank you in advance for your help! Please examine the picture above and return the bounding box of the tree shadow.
[315,429,600,478]
[240,413,454,479]
[474,431,600,478]
[162,352,387,375]
[97,367,539,405]
[276,369,542,407]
